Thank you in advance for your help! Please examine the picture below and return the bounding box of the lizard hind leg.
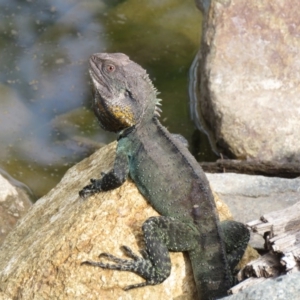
[82,215,198,291]
[220,220,250,273]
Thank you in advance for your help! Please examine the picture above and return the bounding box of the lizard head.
[89,53,159,133]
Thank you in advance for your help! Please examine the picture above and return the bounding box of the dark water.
[0,0,216,199]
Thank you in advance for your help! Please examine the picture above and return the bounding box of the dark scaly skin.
[80,53,250,299]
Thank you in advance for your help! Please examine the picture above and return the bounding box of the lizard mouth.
[89,56,99,77]
[89,58,106,89]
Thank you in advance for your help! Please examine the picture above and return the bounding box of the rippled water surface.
[0,0,215,199]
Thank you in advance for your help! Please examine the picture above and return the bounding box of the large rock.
[0,142,258,300]
[4,140,300,298]
[196,0,300,162]
[0,143,204,299]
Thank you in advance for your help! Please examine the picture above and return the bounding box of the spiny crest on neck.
[142,73,163,118]
[154,98,163,117]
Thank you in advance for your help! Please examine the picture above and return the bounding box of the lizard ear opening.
[125,89,135,101]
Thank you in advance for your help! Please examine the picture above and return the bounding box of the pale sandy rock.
[207,173,300,224]
[196,0,300,162]
[0,142,256,299]
[0,173,32,245]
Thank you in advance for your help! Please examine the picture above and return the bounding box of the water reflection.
[0,0,209,198]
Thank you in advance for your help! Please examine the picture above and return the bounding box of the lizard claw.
[121,245,140,260]
[99,245,141,262]
[79,178,102,198]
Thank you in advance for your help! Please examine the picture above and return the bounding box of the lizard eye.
[105,64,115,73]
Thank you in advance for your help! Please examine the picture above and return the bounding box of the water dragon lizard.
[79,53,250,299]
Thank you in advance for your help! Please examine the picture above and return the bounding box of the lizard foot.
[82,245,166,290]
[79,179,102,198]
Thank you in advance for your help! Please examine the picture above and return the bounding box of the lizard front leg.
[82,216,199,290]
[79,139,130,198]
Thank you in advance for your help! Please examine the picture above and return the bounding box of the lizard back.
[127,118,232,298]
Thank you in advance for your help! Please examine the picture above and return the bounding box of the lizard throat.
[94,97,135,132]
